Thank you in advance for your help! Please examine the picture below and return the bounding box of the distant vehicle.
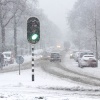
[74,52,80,62]
[50,53,61,62]
[42,51,50,60]
[70,51,77,59]
[78,55,97,68]
[0,53,8,67]
[3,51,14,64]
[70,53,73,59]
[0,53,4,68]
[3,54,8,66]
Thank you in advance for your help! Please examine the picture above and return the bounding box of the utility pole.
[94,0,98,67]
[13,1,17,58]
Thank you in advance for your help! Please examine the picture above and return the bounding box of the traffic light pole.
[32,44,34,81]
[27,17,40,81]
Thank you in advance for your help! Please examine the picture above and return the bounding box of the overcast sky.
[38,0,77,34]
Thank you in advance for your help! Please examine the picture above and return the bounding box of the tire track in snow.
[41,60,100,86]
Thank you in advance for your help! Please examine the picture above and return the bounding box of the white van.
[3,51,14,64]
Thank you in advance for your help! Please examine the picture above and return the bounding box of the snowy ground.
[0,54,100,100]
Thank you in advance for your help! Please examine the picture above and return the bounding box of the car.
[42,51,51,60]
[3,51,14,64]
[0,53,4,68]
[3,54,9,66]
[50,53,61,62]
[74,52,80,62]
[71,51,78,59]
[78,55,97,68]
[70,53,73,59]
[77,51,94,62]
[0,53,9,67]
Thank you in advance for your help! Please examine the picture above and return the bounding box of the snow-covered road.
[62,53,100,80]
[0,54,100,99]
[41,51,100,87]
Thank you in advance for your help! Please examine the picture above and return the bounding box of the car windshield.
[0,0,100,99]
[4,54,11,57]
[84,55,94,57]
[80,52,94,58]
[51,53,60,56]
[84,53,94,55]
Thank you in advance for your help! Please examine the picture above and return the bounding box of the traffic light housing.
[27,17,40,44]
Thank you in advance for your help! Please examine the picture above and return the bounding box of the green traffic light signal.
[27,17,40,44]
[31,34,38,40]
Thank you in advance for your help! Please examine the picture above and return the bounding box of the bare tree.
[0,0,17,52]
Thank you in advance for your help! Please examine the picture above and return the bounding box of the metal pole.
[19,56,20,75]
[19,63,20,75]
[32,45,34,81]
[94,0,98,67]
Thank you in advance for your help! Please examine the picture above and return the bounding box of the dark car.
[0,53,4,69]
[50,53,61,62]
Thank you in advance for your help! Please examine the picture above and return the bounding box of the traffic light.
[27,17,40,44]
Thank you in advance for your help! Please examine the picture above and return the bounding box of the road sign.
[16,56,24,64]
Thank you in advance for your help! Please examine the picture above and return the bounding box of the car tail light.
[91,60,96,62]
[89,58,96,62]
